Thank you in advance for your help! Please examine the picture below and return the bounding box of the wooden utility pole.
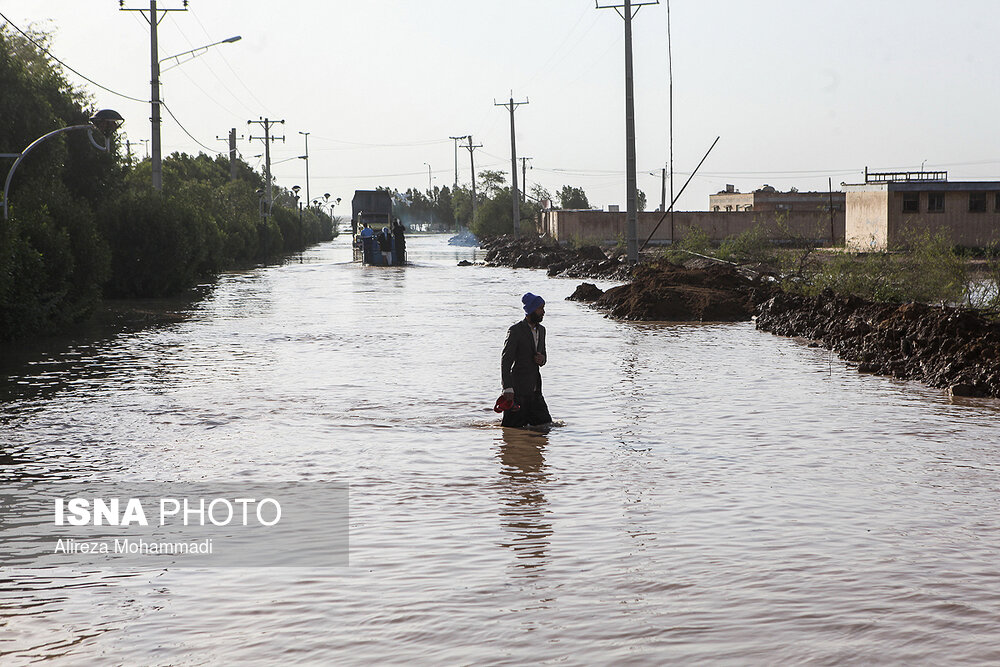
[299,131,311,205]
[216,128,243,181]
[462,136,482,228]
[248,118,285,216]
[519,157,533,204]
[119,1,189,191]
[495,95,528,238]
[598,0,658,262]
[449,135,468,190]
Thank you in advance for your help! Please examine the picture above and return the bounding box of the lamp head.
[90,109,124,136]
[291,185,301,196]
[224,35,242,43]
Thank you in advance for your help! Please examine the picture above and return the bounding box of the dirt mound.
[756,289,1000,397]
[567,283,605,302]
[480,235,629,280]
[589,261,760,321]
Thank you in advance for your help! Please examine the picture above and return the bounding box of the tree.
[0,25,119,340]
[478,170,507,198]
[529,184,552,206]
[637,189,647,212]
[558,185,589,209]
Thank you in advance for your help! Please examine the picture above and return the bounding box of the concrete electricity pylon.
[299,131,311,205]
[495,95,529,238]
[119,0,190,191]
[449,135,469,190]
[216,128,244,181]
[248,117,285,216]
[598,0,658,262]
[462,136,483,228]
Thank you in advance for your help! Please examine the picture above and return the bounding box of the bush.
[99,187,217,297]
[792,229,967,305]
[661,225,711,262]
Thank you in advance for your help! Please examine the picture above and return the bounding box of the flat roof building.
[844,170,1000,249]
[709,184,844,214]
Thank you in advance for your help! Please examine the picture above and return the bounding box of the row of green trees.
[379,174,638,238]
[0,26,334,341]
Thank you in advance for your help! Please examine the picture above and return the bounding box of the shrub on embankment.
[0,25,334,339]
[99,162,334,299]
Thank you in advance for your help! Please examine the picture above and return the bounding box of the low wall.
[540,209,845,245]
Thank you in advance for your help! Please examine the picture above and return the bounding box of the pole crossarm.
[596,0,658,16]
[118,2,188,26]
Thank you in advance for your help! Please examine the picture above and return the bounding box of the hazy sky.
[4,1,1000,212]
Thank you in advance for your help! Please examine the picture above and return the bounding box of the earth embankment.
[755,290,1000,397]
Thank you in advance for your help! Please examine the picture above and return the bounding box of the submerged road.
[1,234,998,664]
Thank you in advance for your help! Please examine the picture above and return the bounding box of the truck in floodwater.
[352,190,406,266]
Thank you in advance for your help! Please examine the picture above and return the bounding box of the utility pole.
[660,164,667,212]
[247,117,285,216]
[423,162,432,193]
[449,135,468,190]
[299,131,310,205]
[666,0,675,244]
[120,1,189,191]
[462,136,482,229]
[519,157,533,204]
[216,128,243,181]
[495,95,529,238]
[598,0,657,262]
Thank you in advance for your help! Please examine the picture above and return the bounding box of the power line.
[161,101,222,154]
[191,12,271,113]
[0,10,148,103]
[174,18,256,116]
[311,134,451,149]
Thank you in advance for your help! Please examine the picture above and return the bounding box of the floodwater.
[1,234,999,665]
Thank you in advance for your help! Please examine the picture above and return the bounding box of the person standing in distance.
[500,293,552,428]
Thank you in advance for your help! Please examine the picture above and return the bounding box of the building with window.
[844,170,1000,249]
[709,184,845,214]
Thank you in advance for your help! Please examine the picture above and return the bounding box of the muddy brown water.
[1,234,999,665]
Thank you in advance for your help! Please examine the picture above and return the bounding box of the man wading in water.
[500,293,552,428]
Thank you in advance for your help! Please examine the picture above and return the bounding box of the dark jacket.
[501,319,546,395]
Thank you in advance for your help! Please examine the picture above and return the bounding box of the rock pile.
[756,290,1000,397]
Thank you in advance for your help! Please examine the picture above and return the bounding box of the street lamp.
[311,192,341,210]
[312,193,341,234]
[292,185,303,251]
[159,35,242,72]
[3,109,124,221]
[149,35,242,191]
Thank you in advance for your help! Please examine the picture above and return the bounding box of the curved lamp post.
[311,193,341,233]
[3,109,124,221]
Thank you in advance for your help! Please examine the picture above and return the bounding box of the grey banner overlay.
[0,482,348,568]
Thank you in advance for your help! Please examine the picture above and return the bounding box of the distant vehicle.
[352,190,406,266]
